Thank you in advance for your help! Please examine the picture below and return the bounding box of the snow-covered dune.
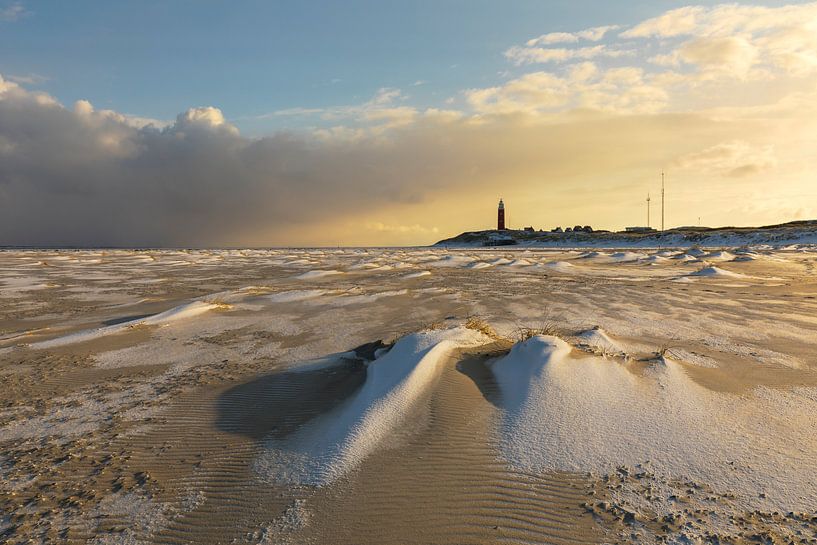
[267,289,330,303]
[402,270,432,279]
[30,301,222,349]
[255,327,489,486]
[490,336,817,512]
[689,265,746,278]
[539,261,576,273]
[576,327,625,355]
[296,269,344,280]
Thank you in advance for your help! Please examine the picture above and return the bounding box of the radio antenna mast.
[647,192,651,228]
[661,171,665,231]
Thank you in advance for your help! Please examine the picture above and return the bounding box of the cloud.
[466,65,668,115]
[679,36,759,78]
[674,140,778,177]
[5,69,799,246]
[621,3,817,39]
[525,25,620,46]
[620,6,706,39]
[173,106,239,135]
[264,107,325,117]
[0,78,457,246]
[366,222,439,234]
[495,2,817,121]
[505,45,632,65]
[6,73,48,85]
[0,1,27,22]
[624,3,817,78]
[466,72,571,114]
[258,88,419,132]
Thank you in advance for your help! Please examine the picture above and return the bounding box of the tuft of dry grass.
[514,321,561,342]
[464,316,500,340]
[420,320,447,331]
[656,343,676,360]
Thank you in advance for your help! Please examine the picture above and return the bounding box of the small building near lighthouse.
[497,199,507,230]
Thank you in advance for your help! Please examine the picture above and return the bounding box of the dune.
[0,276,53,295]
[576,327,624,354]
[348,262,382,270]
[672,276,696,283]
[267,289,330,303]
[641,255,669,263]
[490,336,817,513]
[331,289,409,306]
[690,265,746,278]
[540,260,576,273]
[425,255,475,268]
[284,258,318,267]
[402,270,432,279]
[296,270,344,280]
[578,251,601,259]
[254,327,489,486]
[30,301,221,349]
[608,251,647,263]
[670,252,698,261]
[503,258,533,267]
[703,251,736,261]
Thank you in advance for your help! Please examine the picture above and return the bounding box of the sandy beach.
[1,247,816,544]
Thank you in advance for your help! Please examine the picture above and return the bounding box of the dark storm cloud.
[0,81,456,247]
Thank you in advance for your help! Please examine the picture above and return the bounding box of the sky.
[1,0,817,246]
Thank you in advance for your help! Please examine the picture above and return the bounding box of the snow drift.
[255,327,489,486]
[489,336,817,511]
[31,301,221,349]
[689,265,746,278]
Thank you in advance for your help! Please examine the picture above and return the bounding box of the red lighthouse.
[497,198,506,230]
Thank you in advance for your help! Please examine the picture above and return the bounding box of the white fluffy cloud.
[466,72,571,114]
[505,44,633,65]
[466,65,668,115]
[486,1,817,122]
[624,3,817,77]
[525,25,620,46]
[620,6,708,38]
[174,106,239,134]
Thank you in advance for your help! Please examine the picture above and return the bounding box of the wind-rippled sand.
[1,247,816,544]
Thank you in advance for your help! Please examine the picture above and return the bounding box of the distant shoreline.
[434,219,817,248]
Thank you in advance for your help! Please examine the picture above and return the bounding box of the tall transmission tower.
[647,192,651,228]
[661,171,665,231]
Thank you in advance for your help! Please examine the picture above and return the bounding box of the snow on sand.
[296,270,344,280]
[30,301,222,349]
[689,265,747,278]
[255,327,489,486]
[489,336,817,512]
